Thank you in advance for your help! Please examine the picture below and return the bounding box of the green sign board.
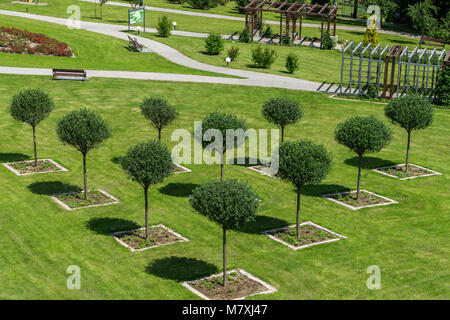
[129,9,144,25]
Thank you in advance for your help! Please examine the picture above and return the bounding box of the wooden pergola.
[242,1,338,45]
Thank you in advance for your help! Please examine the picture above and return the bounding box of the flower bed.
[0,27,73,56]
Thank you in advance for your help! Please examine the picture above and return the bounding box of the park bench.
[419,37,446,49]
[52,69,86,81]
[127,35,151,53]
[227,31,239,41]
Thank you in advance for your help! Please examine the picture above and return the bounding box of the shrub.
[434,66,450,107]
[157,16,172,37]
[190,179,258,286]
[262,24,273,38]
[335,116,391,199]
[200,112,247,179]
[262,98,303,142]
[235,0,250,13]
[57,109,111,200]
[140,97,178,140]
[251,46,277,68]
[362,82,378,99]
[385,94,434,173]
[10,89,54,166]
[278,140,332,239]
[362,27,380,47]
[280,35,291,46]
[204,33,224,55]
[187,0,219,9]
[238,28,250,43]
[120,140,173,239]
[321,31,334,50]
[285,53,299,74]
[226,46,239,61]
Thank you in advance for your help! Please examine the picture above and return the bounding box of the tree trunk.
[83,153,88,200]
[100,4,102,20]
[222,226,227,287]
[144,186,149,240]
[353,0,359,19]
[356,154,362,200]
[220,151,224,181]
[281,125,285,143]
[405,131,411,174]
[296,185,302,240]
[32,126,37,166]
[158,128,162,141]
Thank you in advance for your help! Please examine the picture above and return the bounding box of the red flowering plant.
[0,26,73,57]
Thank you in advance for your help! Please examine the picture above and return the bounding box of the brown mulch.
[9,160,58,174]
[115,226,181,250]
[330,191,388,208]
[270,224,338,247]
[377,164,433,178]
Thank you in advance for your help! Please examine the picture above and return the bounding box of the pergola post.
[280,13,283,43]
[333,14,337,36]
[299,15,303,40]
[292,16,296,44]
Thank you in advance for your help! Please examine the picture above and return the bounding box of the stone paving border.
[173,162,192,174]
[321,189,398,210]
[262,221,347,251]
[372,163,443,180]
[50,188,119,211]
[111,224,189,252]
[181,269,277,300]
[2,158,68,176]
[247,165,276,178]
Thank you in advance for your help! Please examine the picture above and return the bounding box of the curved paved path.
[0,10,338,93]
[80,0,418,38]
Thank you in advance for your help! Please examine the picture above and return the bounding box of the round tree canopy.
[189,179,258,230]
[201,112,248,150]
[10,88,54,127]
[385,94,434,132]
[278,140,332,188]
[120,140,173,189]
[56,108,111,154]
[261,98,303,128]
[335,116,392,156]
[140,97,178,129]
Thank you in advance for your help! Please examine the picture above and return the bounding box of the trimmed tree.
[278,140,332,240]
[262,98,303,142]
[201,112,247,180]
[120,140,173,240]
[434,66,450,107]
[56,109,111,200]
[190,179,258,287]
[335,116,392,199]
[140,97,178,141]
[384,94,434,173]
[10,89,54,166]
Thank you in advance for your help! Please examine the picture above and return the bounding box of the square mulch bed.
[263,221,346,250]
[182,269,277,300]
[51,189,119,210]
[321,189,397,210]
[372,164,442,180]
[111,224,189,252]
[247,165,277,178]
[2,159,68,176]
[172,163,192,174]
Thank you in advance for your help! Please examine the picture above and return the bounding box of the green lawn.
[0,74,448,299]
[0,0,420,47]
[0,14,224,77]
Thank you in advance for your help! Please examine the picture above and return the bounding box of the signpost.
[128,7,145,32]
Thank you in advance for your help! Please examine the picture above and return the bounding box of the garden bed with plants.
[112,225,187,251]
[183,269,276,300]
[322,190,398,210]
[52,189,118,210]
[2,159,67,175]
[0,26,73,56]
[373,164,442,180]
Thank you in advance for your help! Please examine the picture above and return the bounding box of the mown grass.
[0,74,448,299]
[0,0,420,47]
[0,14,224,76]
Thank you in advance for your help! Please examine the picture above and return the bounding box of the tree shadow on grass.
[146,256,218,282]
[111,156,124,165]
[239,215,289,234]
[86,217,140,235]
[27,181,81,196]
[0,153,30,163]
[302,184,351,197]
[344,156,396,170]
[159,183,199,197]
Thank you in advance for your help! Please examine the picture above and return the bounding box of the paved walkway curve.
[0,10,338,93]
[79,0,419,39]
